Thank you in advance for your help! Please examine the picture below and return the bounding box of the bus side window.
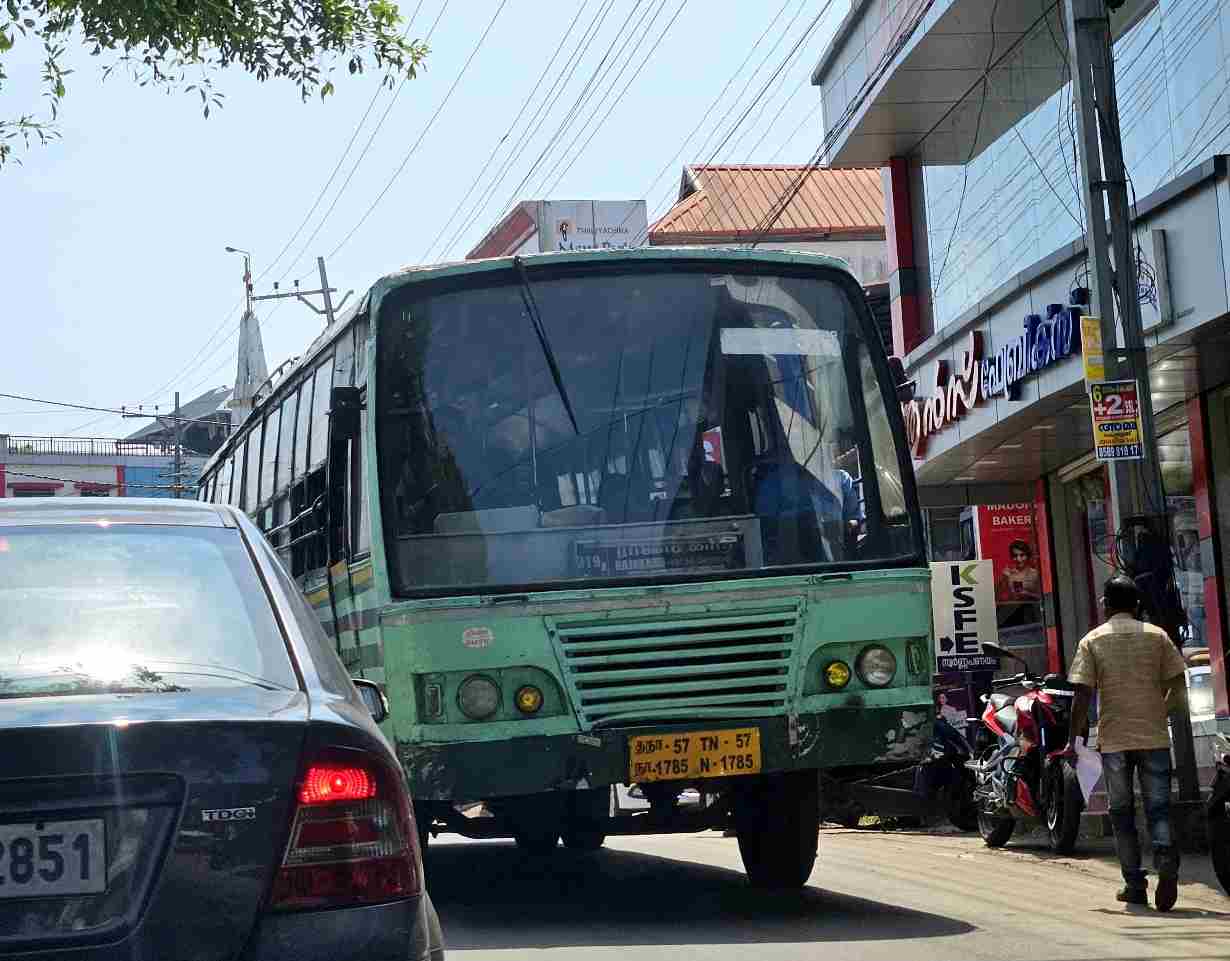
[243,423,262,513]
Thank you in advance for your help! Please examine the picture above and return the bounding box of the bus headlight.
[823,661,852,690]
[856,645,897,687]
[515,685,544,715]
[458,675,501,720]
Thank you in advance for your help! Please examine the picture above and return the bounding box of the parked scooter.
[969,643,1085,853]
[1209,731,1230,896]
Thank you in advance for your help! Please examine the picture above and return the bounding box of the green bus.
[198,246,932,888]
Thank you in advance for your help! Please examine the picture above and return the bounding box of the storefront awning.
[812,0,1153,168]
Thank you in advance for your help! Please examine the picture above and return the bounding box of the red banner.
[977,503,1041,605]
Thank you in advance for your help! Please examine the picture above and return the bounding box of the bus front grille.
[549,603,802,728]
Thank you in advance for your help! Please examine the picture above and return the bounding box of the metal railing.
[1,435,185,458]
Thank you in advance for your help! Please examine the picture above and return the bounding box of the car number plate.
[0,819,106,899]
[629,728,761,783]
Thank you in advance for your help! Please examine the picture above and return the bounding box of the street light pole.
[224,246,254,314]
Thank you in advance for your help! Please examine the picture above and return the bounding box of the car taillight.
[269,749,420,911]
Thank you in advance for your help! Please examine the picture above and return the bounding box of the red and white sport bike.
[968,644,1085,853]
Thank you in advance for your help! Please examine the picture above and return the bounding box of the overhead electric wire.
[488,0,651,228]
[635,0,838,246]
[616,0,795,240]
[767,99,821,161]
[70,1,441,435]
[433,0,617,260]
[747,0,936,248]
[0,392,232,428]
[531,0,675,198]
[539,0,690,200]
[256,0,430,284]
[316,0,511,269]
[283,0,456,282]
[684,0,817,235]
[419,2,590,264]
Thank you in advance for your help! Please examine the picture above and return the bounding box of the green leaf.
[319,80,334,100]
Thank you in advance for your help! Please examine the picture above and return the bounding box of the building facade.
[0,435,207,498]
[813,0,1230,737]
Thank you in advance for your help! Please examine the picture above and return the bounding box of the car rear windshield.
[0,524,298,698]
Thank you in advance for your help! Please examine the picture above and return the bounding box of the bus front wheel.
[561,828,606,851]
[733,772,820,889]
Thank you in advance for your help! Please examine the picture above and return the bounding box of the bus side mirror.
[353,678,389,724]
[330,386,362,440]
[887,356,915,402]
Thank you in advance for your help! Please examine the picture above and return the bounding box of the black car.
[0,498,444,960]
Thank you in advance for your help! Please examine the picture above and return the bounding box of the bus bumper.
[398,702,933,801]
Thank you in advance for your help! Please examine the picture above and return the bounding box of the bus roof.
[200,246,860,477]
[375,245,857,296]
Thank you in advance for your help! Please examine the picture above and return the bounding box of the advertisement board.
[931,560,1001,672]
[976,504,1042,607]
[1080,315,1105,385]
[1090,380,1143,461]
[538,200,648,252]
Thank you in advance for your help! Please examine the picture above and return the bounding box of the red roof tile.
[648,165,885,244]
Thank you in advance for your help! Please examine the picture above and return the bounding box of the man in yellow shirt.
[1066,575,1189,911]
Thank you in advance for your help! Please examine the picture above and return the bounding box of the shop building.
[649,163,894,346]
[0,435,207,498]
[812,0,1230,730]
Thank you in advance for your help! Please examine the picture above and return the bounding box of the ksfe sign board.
[931,560,1001,671]
[1090,380,1143,461]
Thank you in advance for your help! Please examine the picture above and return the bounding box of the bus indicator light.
[824,661,852,690]
[515,685,544,715]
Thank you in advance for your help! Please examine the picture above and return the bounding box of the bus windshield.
[377,265,917,594]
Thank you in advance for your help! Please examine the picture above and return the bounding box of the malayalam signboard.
[1090,380,1143,461]
[931,560,1001,672]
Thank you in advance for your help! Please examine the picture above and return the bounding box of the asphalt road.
[426,828,1229,960]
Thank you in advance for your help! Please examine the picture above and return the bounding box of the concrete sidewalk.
[844,820,1228,904]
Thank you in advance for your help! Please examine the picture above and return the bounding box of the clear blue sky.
[0,0,849,439]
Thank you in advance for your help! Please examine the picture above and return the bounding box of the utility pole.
[252,256,353,327]
[121,396,197,498]
[172,391,183,500]
[1065,0,1199,803]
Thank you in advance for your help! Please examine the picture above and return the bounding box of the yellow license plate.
[628,728,761,783]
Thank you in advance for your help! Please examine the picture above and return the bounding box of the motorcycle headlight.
[856,645,897,688]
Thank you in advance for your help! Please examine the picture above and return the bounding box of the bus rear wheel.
[733,772,820,889]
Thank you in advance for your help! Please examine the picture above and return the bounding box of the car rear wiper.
[514,256,579,436]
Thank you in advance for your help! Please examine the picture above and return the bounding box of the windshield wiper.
[513,256,579,436]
